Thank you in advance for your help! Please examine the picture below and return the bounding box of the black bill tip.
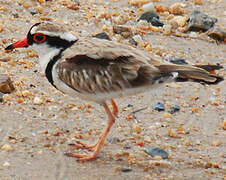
[5,44,14,51]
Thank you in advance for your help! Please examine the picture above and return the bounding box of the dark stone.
[127,104,133,108]
[30,84,36,88]
[187,9,217,32]
[0,92,3,102]
[121,167,132,172]
[138,11,164,27]
[93,32,111,40]
[144,146,169,159]
[168,58,188,65]
[153,102,165,111]
[138,11,159,22]
[0,74,15,93]
[12,12,19,18]
[128,37,138,46]
[151,17,164,27]
[28,8,38,15]
[169,104,180,114]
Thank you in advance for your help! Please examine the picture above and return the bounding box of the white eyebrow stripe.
[32,30,78,42]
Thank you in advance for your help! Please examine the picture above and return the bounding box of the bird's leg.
[65,102,115,162]
[111,99,118,117]
[69,141,98,151]
[70,99,118,151]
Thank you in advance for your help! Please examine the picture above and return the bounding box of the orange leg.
[111,99,118,117]
[69,141,98,151]
[65,102,116,162]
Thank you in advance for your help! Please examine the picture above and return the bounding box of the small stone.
[129,37,138,46]
[144,146,169,159]
[0,74,15,94]
[0,55,11,62]
[33,97,43,105]
[1,144,14,152]
[132,123,142,134]
[163,25,172,35]
[28,7,38,15]
[138,11,164,27]
[207,25,226,42]
[153,102,165,111]
[187,9,217,32]
[93,32,111,40]
[163,112,172,118]
[169,104,181,114]
[168,57,188,65]
[12,12,19,18]
[113,25,133,38]
[22,90,32,97]
[121,166,132,173]
[171,16,188,27]
[222,119,226,130]
[3,161,10,167]
[2,94,12,101]
[169,3,185,15]
[0,92,3,102]
[128,0,151,6]
[142,2,154,12]
[151,17,164,27]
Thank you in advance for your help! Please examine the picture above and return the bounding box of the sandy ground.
[0,0,225,180]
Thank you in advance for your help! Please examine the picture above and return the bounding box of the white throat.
[31,43,61,73]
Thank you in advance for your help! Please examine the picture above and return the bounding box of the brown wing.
[57,54,161,94]
[56,38,162,94]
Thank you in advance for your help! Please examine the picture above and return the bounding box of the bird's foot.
[65,152,98,162]
[69,141,97,151]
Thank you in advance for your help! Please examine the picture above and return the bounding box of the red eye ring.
[33,33,46,44]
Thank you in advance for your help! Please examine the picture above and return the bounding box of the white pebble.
[33,97,43,105]
[142,2,155,12]
[3,161,10,167]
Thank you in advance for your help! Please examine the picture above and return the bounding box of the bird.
[5,22,224,162]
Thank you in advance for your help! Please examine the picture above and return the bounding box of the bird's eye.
[33,33,46,44]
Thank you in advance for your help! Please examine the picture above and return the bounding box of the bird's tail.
[156,64,224,85]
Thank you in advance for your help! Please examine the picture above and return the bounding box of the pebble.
[132,123,142,134]
[222,119,226,130]
[3,161,10,167]
[121,166,132,173]
[129,37,138,46]
[28,7,38,15]
[144,146,169,159]
[168,57,188,65]
[187,9,217,32]
[169,3,185,15]
[142,2,155,12]
[12,12,19,18]
[207,25,226,42]
[0,92,3,102]
[138,11,164,27]
[0,55,11,62]
[171,16,188,27]
[93,32,111,40]
[113,25,133,38]
[0,74,15,93]
[169,104,181,114]
[163,24,172,35]
[153,102,165,111]
[151,17,164,27]
[1,144,14,152]
[33,97,43,105]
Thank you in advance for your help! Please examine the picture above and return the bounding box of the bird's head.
[5,22,78,55]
